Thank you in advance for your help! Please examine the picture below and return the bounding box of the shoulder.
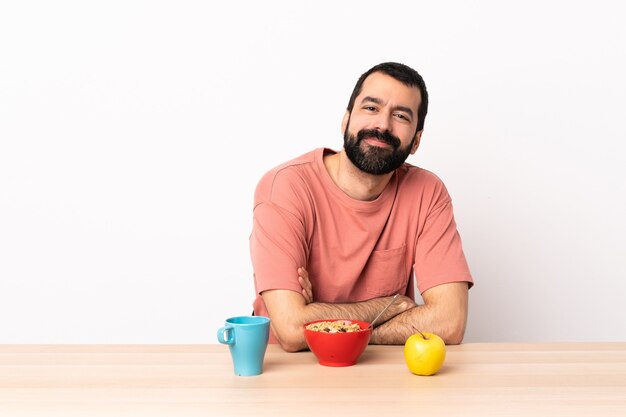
[398,163,449,194]
[396,163,452,207]
[254,149,320,207]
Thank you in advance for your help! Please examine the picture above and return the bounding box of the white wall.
[1,1,625,343]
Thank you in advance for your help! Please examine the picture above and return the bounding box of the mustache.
[356,129,401,148]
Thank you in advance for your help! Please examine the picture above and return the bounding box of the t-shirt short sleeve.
[250,168,311,297]
[413,198,473,294]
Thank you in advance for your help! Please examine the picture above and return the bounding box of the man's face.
[342,72,422,175]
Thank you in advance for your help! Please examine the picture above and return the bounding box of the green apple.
[404,332,446,376]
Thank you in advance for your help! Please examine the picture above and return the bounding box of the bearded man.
[250,62,474,352]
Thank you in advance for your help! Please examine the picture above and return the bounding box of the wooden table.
[1,343,625,416]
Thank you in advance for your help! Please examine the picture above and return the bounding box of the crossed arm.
[262,267,469,352]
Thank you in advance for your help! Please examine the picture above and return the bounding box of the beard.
[343,122,414,175]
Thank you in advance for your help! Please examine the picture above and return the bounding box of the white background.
[1,1,625,343]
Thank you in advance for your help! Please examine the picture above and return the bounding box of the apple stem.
[417,329,426,339]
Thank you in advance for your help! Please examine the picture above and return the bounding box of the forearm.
[370,297,467,345]
[370,304,430,345]
[305,296,412,328]
[266,293,415,352]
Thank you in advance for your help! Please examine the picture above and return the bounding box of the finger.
[302,288,312,304]
[299,267,312,286]
[298,267,309,280]
[297,268,310,290]
[301,276,313,291]
[298,276,313,303]
[302,276,313,297]
[298,279,311,303]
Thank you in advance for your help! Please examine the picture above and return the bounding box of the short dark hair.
[347,62,429,132]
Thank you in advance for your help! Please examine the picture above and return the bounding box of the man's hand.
[297,267,313,304]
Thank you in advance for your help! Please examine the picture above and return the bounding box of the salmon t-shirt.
[250,148,473,341]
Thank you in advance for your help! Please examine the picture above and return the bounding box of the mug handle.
[217,325,235,345]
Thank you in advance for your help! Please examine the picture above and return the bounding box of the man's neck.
[323,150,394,201]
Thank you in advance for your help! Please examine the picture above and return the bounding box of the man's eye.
[394,113,408,120]
[364,106,377,111]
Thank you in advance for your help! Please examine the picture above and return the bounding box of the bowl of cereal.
[303,319,372,367]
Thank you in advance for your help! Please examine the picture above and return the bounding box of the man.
[250,62,473,352]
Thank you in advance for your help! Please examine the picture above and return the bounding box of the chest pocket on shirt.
[363,245,408,296]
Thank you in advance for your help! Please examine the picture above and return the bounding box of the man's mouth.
[363,137,394,148]
[356,129,401,149]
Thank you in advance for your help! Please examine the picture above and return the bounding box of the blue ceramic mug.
[217,316,270,376]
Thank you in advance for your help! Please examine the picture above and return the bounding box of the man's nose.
[373,112,392,132]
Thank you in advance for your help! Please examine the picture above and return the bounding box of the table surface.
[1,343,625,416]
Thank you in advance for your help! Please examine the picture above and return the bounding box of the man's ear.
[410,130,423,154]
[341,111,350,136]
